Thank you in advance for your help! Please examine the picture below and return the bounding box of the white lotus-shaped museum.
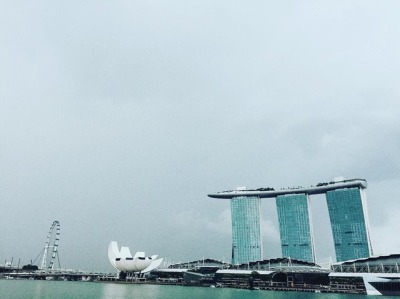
[108,241,163,273]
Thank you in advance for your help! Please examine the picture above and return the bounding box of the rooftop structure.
[167,258,230,270]
[229,257,323,272]
[208,178,367,199]
[331,254,400,274]
[329,254,400,296]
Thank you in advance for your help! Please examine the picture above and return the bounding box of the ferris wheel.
[39,220,61,269]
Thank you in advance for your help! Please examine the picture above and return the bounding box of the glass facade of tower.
[326,188,371,262]
[276,194,315,262]
[231,196,262,265]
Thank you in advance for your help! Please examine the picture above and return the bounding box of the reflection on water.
[102,284,168,299]
[34,281,44,299]
[126,284,163,298]
[102,283,127,299]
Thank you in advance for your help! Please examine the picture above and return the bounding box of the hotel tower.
[208,178,373,264]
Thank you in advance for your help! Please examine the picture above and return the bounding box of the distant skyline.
[1,1,400,271]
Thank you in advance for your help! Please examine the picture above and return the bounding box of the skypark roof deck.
[208,179,367,199]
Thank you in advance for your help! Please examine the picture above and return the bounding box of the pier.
[0,268,115,281]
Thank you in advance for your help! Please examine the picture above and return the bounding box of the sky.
[1,1,400,271]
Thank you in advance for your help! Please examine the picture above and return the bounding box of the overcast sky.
[1,1,400,271]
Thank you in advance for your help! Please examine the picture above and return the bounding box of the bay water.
[0,280,391,299]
